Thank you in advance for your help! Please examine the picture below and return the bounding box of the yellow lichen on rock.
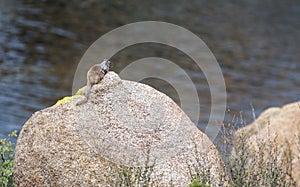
[53,96,74,107]
[53,88,84,107]
[75,88,84,96]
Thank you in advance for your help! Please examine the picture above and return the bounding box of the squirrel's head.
[100,59,111,74]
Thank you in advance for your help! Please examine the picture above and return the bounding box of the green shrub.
[0,130,17,187]
[188,179,210,187]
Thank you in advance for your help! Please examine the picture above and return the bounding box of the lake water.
[0,0,299,140]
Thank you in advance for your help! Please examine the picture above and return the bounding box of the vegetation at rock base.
[105,149,159,186]
[0,130,17,187]
[188,179,210,187]
[2,124,300,186]
[227,134,295,186]
[218,115,297,187]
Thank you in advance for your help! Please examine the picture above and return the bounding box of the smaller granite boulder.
[14,72,225,186]
[235,101,300,185]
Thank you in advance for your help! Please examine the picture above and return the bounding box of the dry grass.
[217,113,296,187]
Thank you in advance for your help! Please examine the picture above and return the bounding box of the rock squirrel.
[76,59,111,105]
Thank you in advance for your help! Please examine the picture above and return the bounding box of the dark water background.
[0,0,299,140]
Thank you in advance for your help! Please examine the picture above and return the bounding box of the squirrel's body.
[76,59,111,105]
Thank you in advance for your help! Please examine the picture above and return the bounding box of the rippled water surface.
[0,0,299,139]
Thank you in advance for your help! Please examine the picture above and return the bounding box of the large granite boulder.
[14,72,225,186]
[235,101,300,185]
